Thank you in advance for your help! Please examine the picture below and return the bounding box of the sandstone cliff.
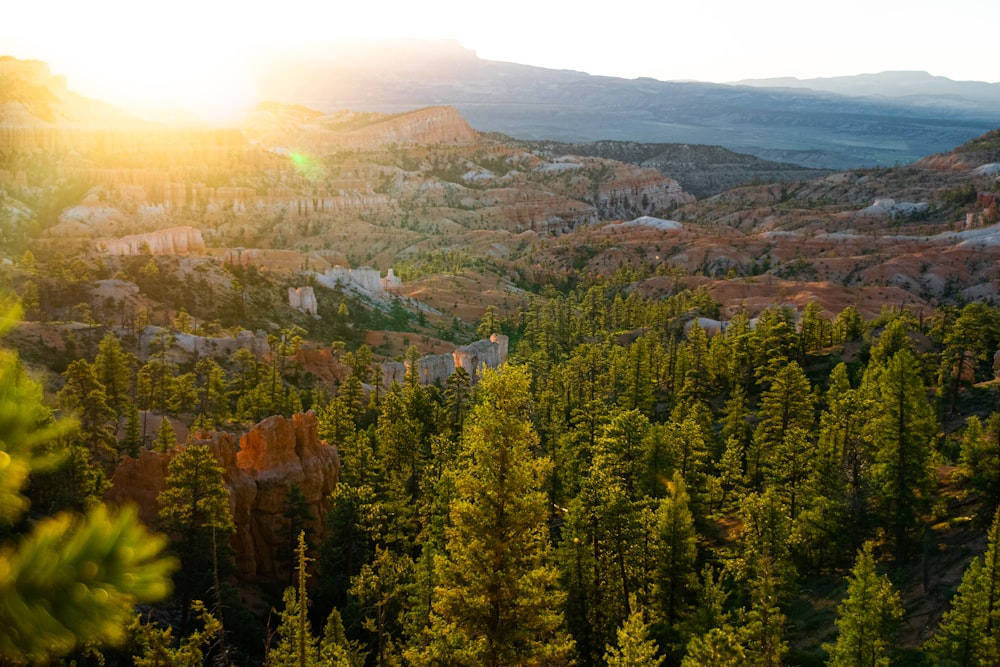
[104,411,339,582]
[255,105,478,152]
[101,225,206,255]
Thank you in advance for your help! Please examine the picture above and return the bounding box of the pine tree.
[959,413,1000,524]
[798,301,826,355]
[863,348,937,561]
[349,544,412,667]
[604,600,664,667]
[832,306,864,343]
[122,403,143,457]
[269,532,320,667]
[413,366,574,666]
[798,362,871,568]
[193,357,229,428]
[558,455,650,664]
[476,304,501,338]
[282,485,313,584]
[158,444,235,626]
[153,416,177,453]
[130,600,221,667]
[749,360,814,493]
[598,407,653,500]
[58,358,118,463]
[338,373,366,421]
[665,409,710,497]
[823,542,903,667]
[937,302,997,416]
[0,299,175,662]
[93,331,135,415]
[926,509,1000,666]
[740,553,787,667]
[681,565,730,641]
[656,472,698,626]
[925,558,988,667]
[444,366,473,433]
[317,397,358,450]
[681,627,747,667]
[319,608,365,667]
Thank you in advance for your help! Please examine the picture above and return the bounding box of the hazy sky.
[3,0,998,117]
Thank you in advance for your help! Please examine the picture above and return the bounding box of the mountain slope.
[506,138,831,198]
[253,40,1000,170]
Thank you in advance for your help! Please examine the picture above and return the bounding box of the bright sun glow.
[3,2,266,123]
[2,0,998,125]
[60,42,259,123]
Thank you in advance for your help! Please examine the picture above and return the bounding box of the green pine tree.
[681,627,747,667]
[823,542,903,667]
[655,472,698,626]
[157,443,235,627]
[153,416,177,453]
[862,348,937,561]
[0,298,175,663]
[925,508,1000,666]
[130,600,221,667]
[412,366,574,666]
[749,360,814,493]
[122,403,143,457]
[93,332,136,416]
[604,600,664,667]
[959,414,1000,524]
[268,532,321,667]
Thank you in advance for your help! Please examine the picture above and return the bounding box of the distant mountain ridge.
[503,138,831,198]
[254,40,1000,170]
[735,71,1000,112]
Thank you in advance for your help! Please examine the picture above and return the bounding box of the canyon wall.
[100,225,206,255]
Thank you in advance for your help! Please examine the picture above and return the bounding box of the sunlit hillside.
[2,54,1000,667]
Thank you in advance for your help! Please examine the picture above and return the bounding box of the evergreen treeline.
[5,283,1000,666]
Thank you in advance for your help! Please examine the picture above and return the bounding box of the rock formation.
[382,361,407,387]
[288,286,319,315]
[453,334,509,381]
[104,411,339,582]
[382,268,402,293]
[214,248,345,274]
[101,225,206,255]
[316,266,401,296]
[235,412,339,579]
[416,353,456,385]
[593,166,694,219]
[380,333,509,387]
[856,198,930,219]
[137,326,269,362]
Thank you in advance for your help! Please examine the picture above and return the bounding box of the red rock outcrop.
[236,412,339,579]
[103,448,171,523]
[104,411,339,582]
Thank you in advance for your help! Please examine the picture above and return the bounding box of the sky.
[3,0,998,119]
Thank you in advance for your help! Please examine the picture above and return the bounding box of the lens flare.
[289,152,325,181]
